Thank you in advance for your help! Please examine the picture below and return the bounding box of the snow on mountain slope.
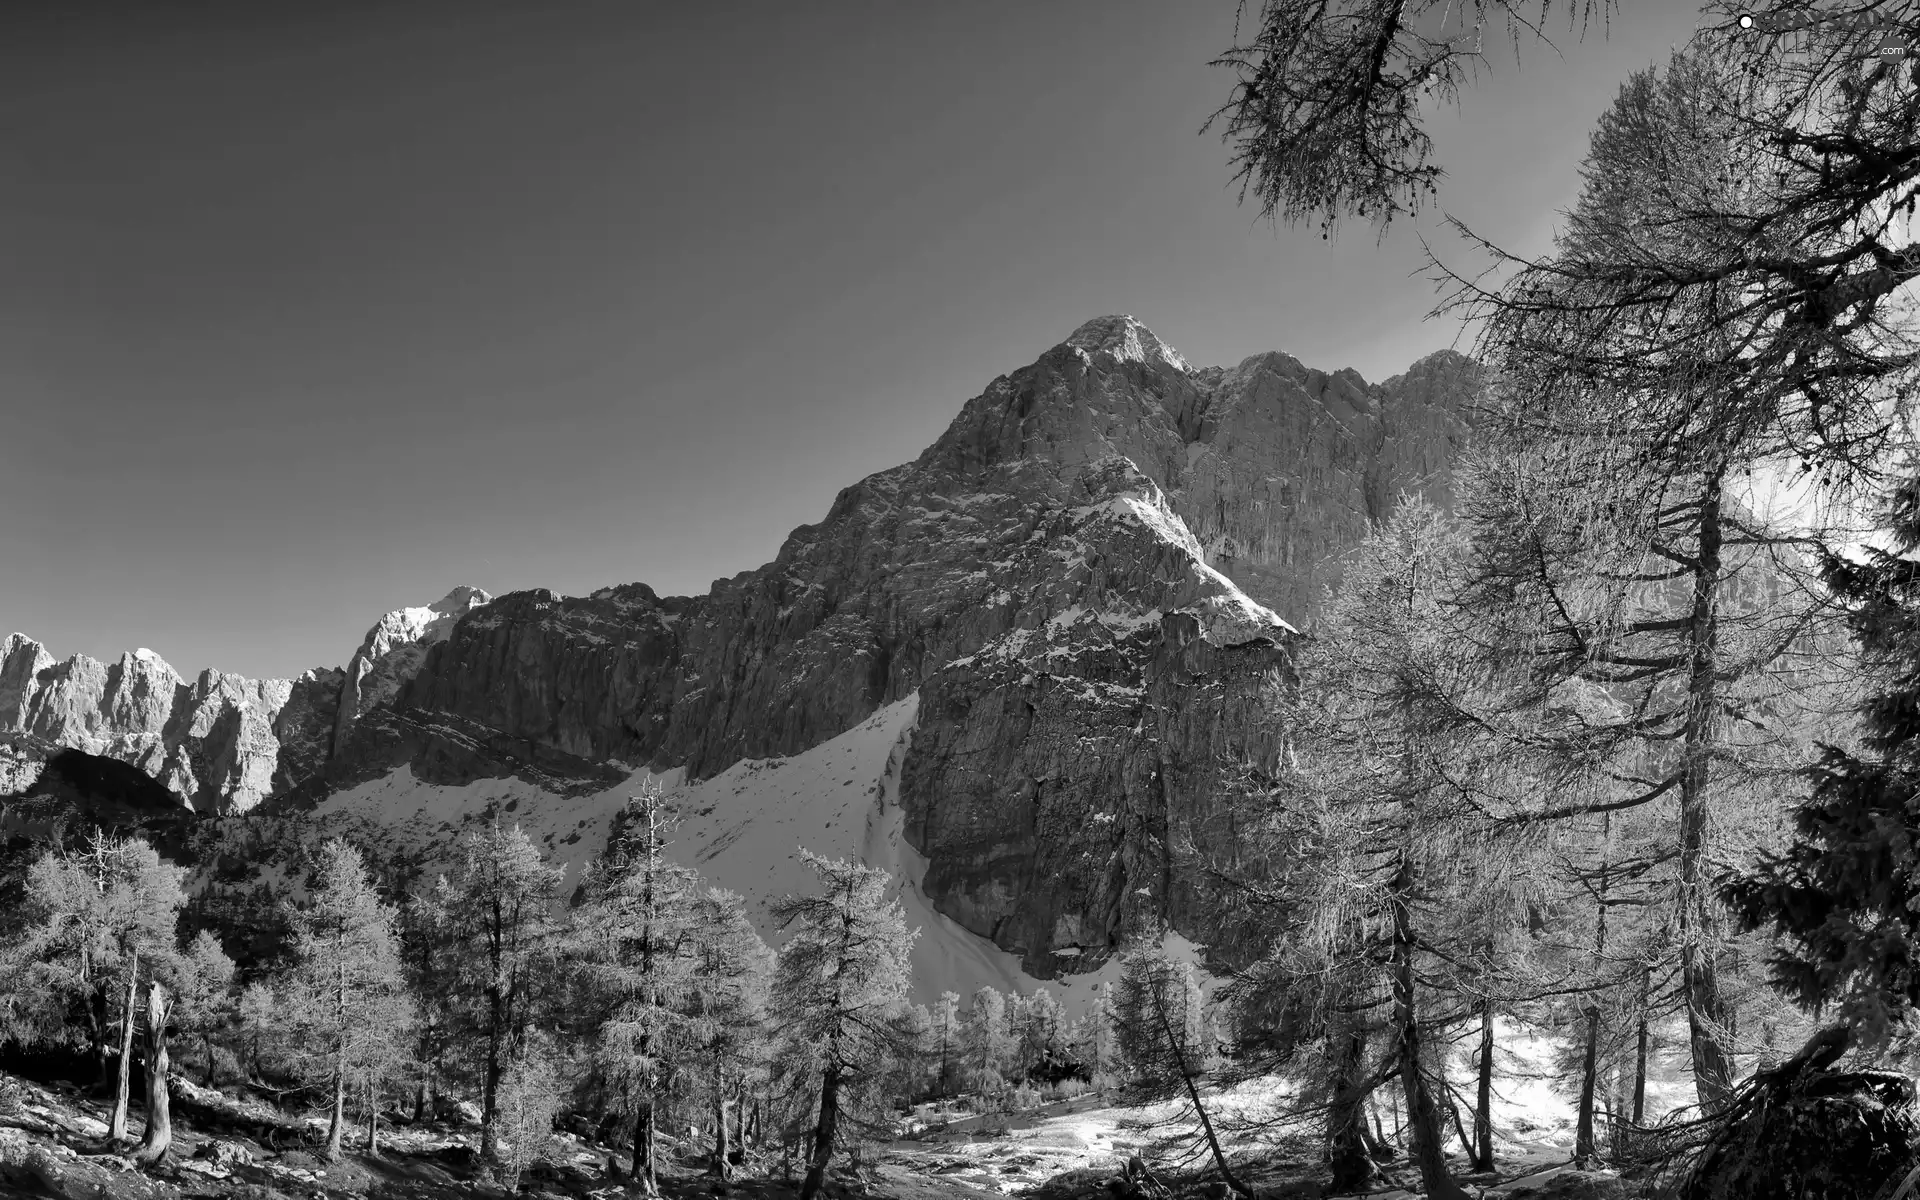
[312,691,1167,1009]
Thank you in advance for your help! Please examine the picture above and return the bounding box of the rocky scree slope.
[2,317,1474,979]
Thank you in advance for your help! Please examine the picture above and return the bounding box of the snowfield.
[310,692,1158,1009]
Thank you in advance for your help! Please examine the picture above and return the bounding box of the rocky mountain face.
[1,317,1473,976]
[0,587,491,814]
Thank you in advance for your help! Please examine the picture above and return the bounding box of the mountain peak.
[1063,315,1189,374]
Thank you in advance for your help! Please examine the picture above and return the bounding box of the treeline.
[0,791,1217,1199]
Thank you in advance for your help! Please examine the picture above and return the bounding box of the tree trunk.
[90,985,112,1090]
[799,1063,842,1200]
[1365,1094,1392,1159]
[203,1034,216,1086]
[1577,825,1610,1167]
[366,1080,380,1156]
[1575,1003,1601,1165]
[632,1098,659,1197]
[1679,472,1735,1112]
[709,1061,733,1179]
[1325,1021,1376,1192]
[1474,997,1495,1172]
[1390,855,1468,1200]
[109,949,139,1142]
[326,954,348,1162]
[1147,963,1252,1197]
[326,1071,346,1162]
[1610,1064,1630,1159]
[133,982,172,1165]
[482,976,504,1164]
[1633,966,1651,1126]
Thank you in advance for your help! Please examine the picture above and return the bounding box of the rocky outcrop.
[0,587,489,814]
[331,585,490,757]
[0,637,289,812]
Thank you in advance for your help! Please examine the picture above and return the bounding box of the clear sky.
[1,0,1711,680]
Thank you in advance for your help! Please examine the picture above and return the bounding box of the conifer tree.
[399,880,457,1122]
[1114,948,1249,1197]
[932,991,962,1098]
[1728,474,1920,1049]
[437,821,567,1171]
[770,851,917,1200]
[1,831,188,1142]
[279,838,414,1162]
[573,787,697,1196]
[171,929,236,1085]
[1073,983,1121,1093]
[683,885,772,1180]
[493,1034,566,1192]
[1221,500,1529,1200]
[961,987,1013,1096]
[1013,988,1067,1082]
[235,980,278,1083]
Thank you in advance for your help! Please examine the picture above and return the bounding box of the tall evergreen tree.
[399,880,458,1123]
[170,929,237,1086]
[683,885,772,1180]
[1728,475,1920,1049]
[932,991,962,1098]
[1451,49,1864,1107]
[770,851,918,1200]
[961,987,1014,1096]
[1113,948,1249,1197]
[1013,988,1067,1082]
[0,831,188,1142]
[572,787,697,1197]
[435,821,566,1170]
[279,838,414,1161]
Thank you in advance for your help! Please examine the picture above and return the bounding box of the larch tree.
[1073,983,1122,1093]
[0,831,188,1143]
[437,821,567,1172]
[682,885,773,1181]
[400,878,458,1123]
[170,928,237,1086]
[1113,948,1249,1197]
[279,838,414,1162]
[769,851,918,1200]
[932,991,962,1098]
[1206,0,1620,237]
[961,987,1014,1096]
[1451,45,1872,1109]
[492,1032,567,1192]
[1249,499,1534,1200]
[572,787,697,1197]
[1013,988,1068,1082]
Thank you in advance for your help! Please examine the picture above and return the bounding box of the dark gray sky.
[2,0,1707,680]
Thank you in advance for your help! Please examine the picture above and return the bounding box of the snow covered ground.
[312,692,1077,1006]
[886,1017,1706,1197]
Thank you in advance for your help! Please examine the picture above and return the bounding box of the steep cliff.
[0,587,489,814]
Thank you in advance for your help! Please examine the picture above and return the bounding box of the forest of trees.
[0,788,1240,1197]
[1194,1,1920,1197]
